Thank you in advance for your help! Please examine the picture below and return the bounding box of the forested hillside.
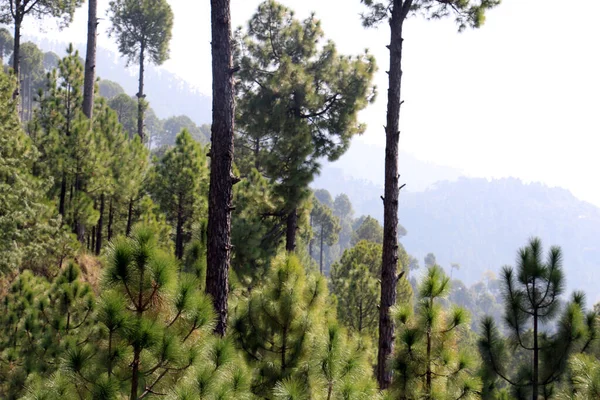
[1,0,600,400]
[316,175,600,300]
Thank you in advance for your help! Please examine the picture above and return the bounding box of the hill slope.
[318,176,600,302]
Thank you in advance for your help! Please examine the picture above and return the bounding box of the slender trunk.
[206,0,236,337]
[59,173,67,216]
[82,0,98,119]
[95,193,104,255]
[12,15,21,100]
[130,346,141,400]
[426,327,432,397]
[136,44,145,141]
[378,1,407,389]
[533,308,539,400]
[319,224,324,274]
[126,198,134,236]
[107,198,114,241]
[285,209,297,252]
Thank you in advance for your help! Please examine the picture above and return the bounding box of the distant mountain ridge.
[28,37,212,125]
[315,174,600,302]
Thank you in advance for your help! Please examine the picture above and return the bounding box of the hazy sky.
[30,0,600,206]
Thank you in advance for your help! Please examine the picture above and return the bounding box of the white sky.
[30,0,600,206]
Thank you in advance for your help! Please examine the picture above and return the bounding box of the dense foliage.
[1,1,600,400]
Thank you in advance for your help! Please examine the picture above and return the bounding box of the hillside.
[318,175,600,302]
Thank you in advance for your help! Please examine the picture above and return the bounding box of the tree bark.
[136,43,145,142]
[206,0,235,337]
[59,173,67,216]
[377,0,407,389]
[533,308,539,400]
[12,14,21,100]
[95,193,104,255]
[82,0,97,119]
[285,209,297,252]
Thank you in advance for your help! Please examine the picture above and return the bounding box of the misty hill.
[318,176,600,302]
[29,37,211,125]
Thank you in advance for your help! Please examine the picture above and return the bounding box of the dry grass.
[76,253,104,294]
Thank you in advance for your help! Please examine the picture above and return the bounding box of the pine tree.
[150,129,209,259]
[100,226,216,399]
[0,0,83,100]
[236,0,376,252]
[479,238,598,400]
[351,216,383,246]
[82,0,98,119]
[0,69,72,274]
[391,265,480,399]
[0,27,13,64]
[310,199,340,274]
[108,0,174,142]
[359,0,501,387]
[232,254,328,398]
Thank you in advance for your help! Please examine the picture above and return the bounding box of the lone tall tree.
[0,0,83,100]
[108,0,173,142]
[82,0,98,119]
[237,1,376,252]
[207,0,236,336]
[360,0,501,388]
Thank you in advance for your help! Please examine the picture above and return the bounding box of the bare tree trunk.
[107,198,114,241]
[533,308,539,400]
[377,0,409,389]
[206,0,236,337]
[95,193,104,255]
[136,44,145,142]
[12,14,21,101]
[82,0,98,119]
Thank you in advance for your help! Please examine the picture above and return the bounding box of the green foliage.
[0,27,13,62]
[231,168,283,287]
[149,129,209,259]
[156,115,209,147]
[0,70,73,273]
[108,0,174,67]
[107,92,137,136]
[98,79,125,99]
[236,0,376,248]
[0,0,84,29]
[310,197,341,274]
[331,240,382,334]
[233,254,328,397]
[479,238,598,399]
[0,264,95,399]
[351,215,383,246]
[557,353,600,399]
[391,265,480,399]
[360,0,501,32]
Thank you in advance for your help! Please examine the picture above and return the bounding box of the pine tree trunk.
[91,225,96,251]
[95,193,104,255]
[319,224,324,274]
[136,44,145,142]
[206,0,235,337]
[82,0,97,119]
[12,15,21,100]
[378,0,406,389]
[130,346,141,400]
[75,174,85,244]
[533,308,539,400]
[285,209,297,252]
[59,173,67,216]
